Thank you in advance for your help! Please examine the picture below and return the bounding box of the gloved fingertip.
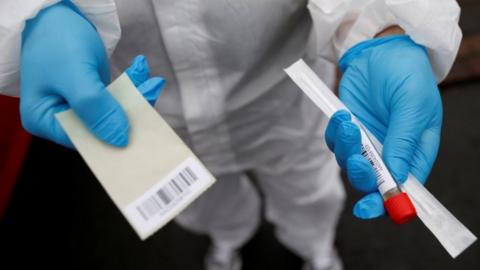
[58,135,76,149]
[126,55,150,87]
[386,158,409,184]
[139,77,165,105]
[107,125,130,147]
[332,110,351,122]
[325,110,352,151]
[353,193,385,219]
[347,154,365,168]
[334,121,361,169]
[149,77,166,92]
[133,55,146,69]
[338,121,360,143]
[89,106,131,147]
[346,154,377,193]
[410,167,428,185]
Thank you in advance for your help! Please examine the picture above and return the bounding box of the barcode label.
[136,166,198,221]
[361,144,385,185]
[359,132,397,195]
[124,157,215,239]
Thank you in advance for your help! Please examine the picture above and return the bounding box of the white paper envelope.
[56,74,216,240]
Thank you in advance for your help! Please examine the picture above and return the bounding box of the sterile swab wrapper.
[285,59,477,258]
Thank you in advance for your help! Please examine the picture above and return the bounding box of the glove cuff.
[339,35,415,72]
[62,1,97,31]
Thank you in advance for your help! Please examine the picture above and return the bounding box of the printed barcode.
[135,166,199,221]
[361,144,385,184]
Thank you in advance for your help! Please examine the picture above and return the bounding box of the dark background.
[1,1,479,269]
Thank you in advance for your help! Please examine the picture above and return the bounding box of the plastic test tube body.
[356,123,399,196]
[355,121,416,224]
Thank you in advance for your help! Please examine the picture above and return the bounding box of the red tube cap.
[384,192,416,224]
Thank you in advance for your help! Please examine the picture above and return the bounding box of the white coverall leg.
[253,140,344,261]
[176,111,345,262]
[175,173,262,250]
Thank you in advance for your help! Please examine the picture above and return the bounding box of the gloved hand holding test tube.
[285,59,477,258]
[286,59,415,225]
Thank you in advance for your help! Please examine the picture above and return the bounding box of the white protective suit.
[0,0,461,264]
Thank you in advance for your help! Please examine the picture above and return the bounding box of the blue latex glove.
[326,35,442,219]
[20,2,164,149]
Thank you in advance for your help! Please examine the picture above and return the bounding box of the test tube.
[285,59,416,224]
[355,121,416,224]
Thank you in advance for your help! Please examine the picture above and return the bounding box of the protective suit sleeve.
[0,0,121,96]
[307,0,462,82]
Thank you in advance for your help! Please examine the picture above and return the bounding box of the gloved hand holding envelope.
[56,73,216,240]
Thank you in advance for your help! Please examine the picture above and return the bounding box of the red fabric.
[0,95,31,219]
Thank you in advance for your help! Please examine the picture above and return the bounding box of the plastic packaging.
[285,59,477,258]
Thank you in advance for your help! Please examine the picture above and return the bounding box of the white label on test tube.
[357,127,397,194]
